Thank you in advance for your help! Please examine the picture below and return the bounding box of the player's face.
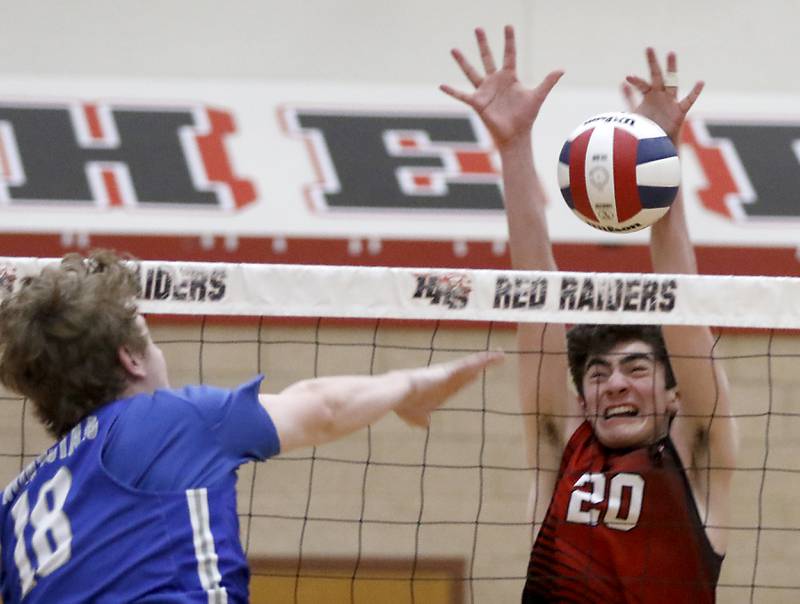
[579,340,677,449]
[136,315,170,391]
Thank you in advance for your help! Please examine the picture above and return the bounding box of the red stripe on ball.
[569,128,595,221]
[612,128,642,222]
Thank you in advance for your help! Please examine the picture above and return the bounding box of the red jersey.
[524,421,723,603]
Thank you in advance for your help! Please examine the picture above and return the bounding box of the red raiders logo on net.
[0,263,17,296]
[0,101,255,209]
[684,118,800,222]
[412,271,472,310]
[280,107,503,212]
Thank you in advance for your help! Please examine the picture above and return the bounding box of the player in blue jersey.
[0,250,503,603]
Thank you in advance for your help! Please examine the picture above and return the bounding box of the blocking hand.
[626,49,703,142]
[441,26,563,151]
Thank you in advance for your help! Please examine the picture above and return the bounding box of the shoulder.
[103,376,277,488]
[565,421,593,450]
[112,376,265,443]
[146,376,265,425]
[556,421,594,469]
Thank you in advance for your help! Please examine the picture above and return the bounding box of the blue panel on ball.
[636,136,676,164]
[637,185,679,208]
[560,187,574,209]
[559,141,571,165]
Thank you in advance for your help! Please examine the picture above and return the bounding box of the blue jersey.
[0,377,280,603]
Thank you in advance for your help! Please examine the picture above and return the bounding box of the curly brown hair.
[567,324,677,398]
[0,250,146,438]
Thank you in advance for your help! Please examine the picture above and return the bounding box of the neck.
[117,380,157,400]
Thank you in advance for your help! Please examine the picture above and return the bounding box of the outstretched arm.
[628,50,736,552]
[442,27,576,524]
[260,351,503,453]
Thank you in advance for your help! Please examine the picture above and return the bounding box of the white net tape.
[0,257,798,328]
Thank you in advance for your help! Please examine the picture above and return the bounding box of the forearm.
[500,136,558,271]
[652,170,732,455]
[282,371,414,445]
[268,351,499,452]
[500,136,570,441]
[649,189,698,275]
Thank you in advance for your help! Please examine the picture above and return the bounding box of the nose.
[604,368,630,395]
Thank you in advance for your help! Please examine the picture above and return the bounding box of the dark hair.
[566,324,677,398]
[0,250,145,438]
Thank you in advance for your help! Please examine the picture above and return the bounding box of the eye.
[629,364,650,375]
[587,368,609,381]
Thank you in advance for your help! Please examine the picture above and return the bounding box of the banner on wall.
[0,77,798,274]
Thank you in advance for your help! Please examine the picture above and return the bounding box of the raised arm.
[442,27,576,522]
[441,26,562,273]
[624,50,703,277]
[628,50,736,551]
[260,351,503,453]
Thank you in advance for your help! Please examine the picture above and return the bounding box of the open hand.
[441,26,563,151]
[626,49,703,142]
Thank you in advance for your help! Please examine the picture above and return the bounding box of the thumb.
[536,70,565,98]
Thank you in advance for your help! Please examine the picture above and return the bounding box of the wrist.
[497,133,534,162]
[668,124,684,147]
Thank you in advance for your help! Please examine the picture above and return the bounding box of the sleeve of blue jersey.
[103,379,280,491]
[175,376,281,461]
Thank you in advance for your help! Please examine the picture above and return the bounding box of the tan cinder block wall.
[1,321,798,604]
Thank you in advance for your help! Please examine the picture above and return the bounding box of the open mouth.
[603,405,639,419]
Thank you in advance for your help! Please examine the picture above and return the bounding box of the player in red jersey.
[442,27,737,602]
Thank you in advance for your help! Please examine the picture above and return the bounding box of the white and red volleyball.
[557,112,680,233]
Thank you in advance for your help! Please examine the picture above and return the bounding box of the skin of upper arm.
[258,389,333,455]
[517,323,580,466]
[663,325,737,470]
[664,325,737,556]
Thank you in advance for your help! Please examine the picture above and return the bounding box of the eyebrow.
[585,352,654,371]
[585,358,611,372]
[619,352,655,365]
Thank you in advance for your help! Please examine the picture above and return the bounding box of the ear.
[118,345,146,379]
[666,387,680,414]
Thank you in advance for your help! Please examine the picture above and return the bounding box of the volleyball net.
[1,258,799,603]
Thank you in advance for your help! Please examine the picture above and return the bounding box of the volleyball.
[557,112,680,233]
